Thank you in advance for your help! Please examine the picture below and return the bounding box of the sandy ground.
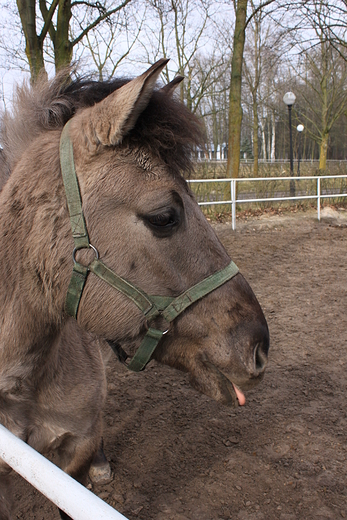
[12,208,347,520]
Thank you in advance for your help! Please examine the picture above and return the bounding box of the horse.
[0,150,9,188]
[0,59,269,520]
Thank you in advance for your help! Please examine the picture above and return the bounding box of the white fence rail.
[189,175,347,230]
[0,424,128,520]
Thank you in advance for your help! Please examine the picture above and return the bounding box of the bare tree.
[80,6,144,80]
[293,1,347,169]
[195,54,231,157]
[299,0,347,58]
[296,42,347,169]
[15,0,133,81]
[141,0,220,113]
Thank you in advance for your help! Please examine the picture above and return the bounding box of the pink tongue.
[232,383,246,406]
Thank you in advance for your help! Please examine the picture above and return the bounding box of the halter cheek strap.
[59,121,239,372]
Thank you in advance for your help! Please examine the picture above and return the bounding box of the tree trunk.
[54,0,73,71]
[261,121,266,160]
[271,111,276,162]
[16,0,45,81]
[252,100,259,175]
[212,91,219,161]
[226,0,248,179]
[319,45,328,171]
[319,133,328,170]
[267,117,271,159]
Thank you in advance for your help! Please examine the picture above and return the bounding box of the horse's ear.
[78,59,169,149]
[161,76,184,96]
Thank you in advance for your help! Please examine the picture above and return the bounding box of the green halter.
[59,121,239,372]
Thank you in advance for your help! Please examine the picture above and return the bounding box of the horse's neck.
[0,303,62,398]
[0,274,61,376]
[0,139,68,363]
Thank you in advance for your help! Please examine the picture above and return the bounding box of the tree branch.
[71,0,133,47]
[39,0,59,41]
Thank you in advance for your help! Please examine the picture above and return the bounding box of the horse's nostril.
[254,341,268,373]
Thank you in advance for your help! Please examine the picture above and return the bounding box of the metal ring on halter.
[72,244,99,264]
[144,318,170,335]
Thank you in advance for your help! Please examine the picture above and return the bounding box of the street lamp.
[296,124,304,176]
[283,92,296,197]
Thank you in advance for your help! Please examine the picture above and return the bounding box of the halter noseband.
[59,121,239,372]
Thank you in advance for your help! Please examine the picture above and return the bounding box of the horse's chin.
[188,358,265,407]
[187,361,244,407]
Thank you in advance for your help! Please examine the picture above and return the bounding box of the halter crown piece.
[59,121,239,371]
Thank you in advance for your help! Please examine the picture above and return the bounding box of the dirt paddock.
[13,209,347,520]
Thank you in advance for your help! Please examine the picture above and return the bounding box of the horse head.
[59,59,269,406]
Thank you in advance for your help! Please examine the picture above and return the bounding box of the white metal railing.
[0,424,128,520]
[189,175,347,230]
[196,158,347,164]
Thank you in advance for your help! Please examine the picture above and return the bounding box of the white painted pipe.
[0,424,128,520]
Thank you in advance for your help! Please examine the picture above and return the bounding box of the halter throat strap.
[59,121,239,372]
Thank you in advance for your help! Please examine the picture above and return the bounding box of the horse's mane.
[0,69,203,176]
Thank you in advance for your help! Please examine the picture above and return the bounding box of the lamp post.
[283,92,296,197]
[296,124,304,176]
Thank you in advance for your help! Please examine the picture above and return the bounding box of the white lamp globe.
[283,92,296,106]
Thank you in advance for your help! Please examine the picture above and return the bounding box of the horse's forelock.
[1,68,203,176]
[123,90,202,175]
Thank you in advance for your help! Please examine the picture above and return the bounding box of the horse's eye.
[147,213,177,227]
[142,210,180,236]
